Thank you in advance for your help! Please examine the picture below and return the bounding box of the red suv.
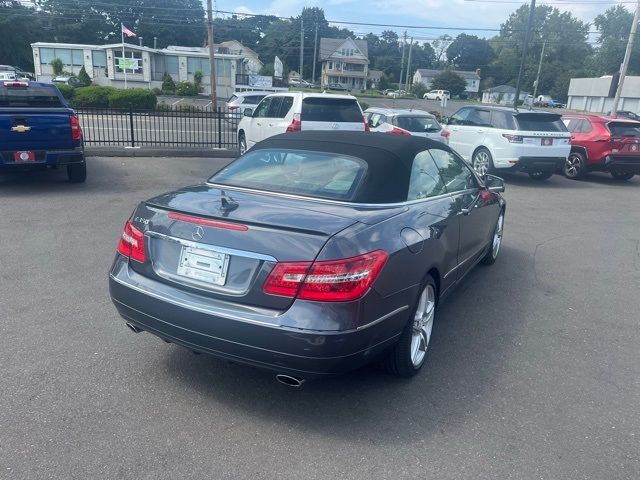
[562,114,640,180]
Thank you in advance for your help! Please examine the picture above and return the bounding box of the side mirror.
[485,174,505,193]
[243,108,253,117]
[442,116,450,125]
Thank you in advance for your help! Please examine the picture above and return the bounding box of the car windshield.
[608,122,640,138]
[209,149,367,201]
[0,85,64,107]
[302,98,362,122]
[396,116,441,132]
[515,113,567,132]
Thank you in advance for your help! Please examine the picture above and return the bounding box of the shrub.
[152,87,162,96]
[193,71,203,92]
[77,66,92,86]
[108,88,157,109]
[175,81,198,96]
[73,85,116,107]
[50,58,63,76]
[358,101,369,111]
[161,73,176,94]
[411,82,428,99]
[175,103,202,112]
[56,84,75,102]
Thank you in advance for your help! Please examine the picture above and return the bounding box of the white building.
[319,37,369,90]
[482,85,530,105]
[567,76,640,113]
[31,41,262,98]
[413,69,481,96]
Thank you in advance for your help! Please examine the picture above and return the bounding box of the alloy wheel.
[239,136,247,155]
[473,150,491,176]
[411,284,436,367]
[564,154,582,178]
[492,213,504,258]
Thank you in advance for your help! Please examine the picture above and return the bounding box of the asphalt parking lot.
[1,158,639,479]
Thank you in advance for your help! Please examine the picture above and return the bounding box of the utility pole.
[299,18,304,82]
[611,0,640,114]
[513,0,536,109]
[405,37,414,92]
[312,23,318,84]
[153,37,157,49]
[206,0,217,107]
[532,38,546,100]
[399,31,406,91]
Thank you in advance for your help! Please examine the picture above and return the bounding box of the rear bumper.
[604,155,640,174]
[0,148,84,170]
[109,255,409,378]
[511,156,565,173]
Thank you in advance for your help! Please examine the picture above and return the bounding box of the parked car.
[561,114,640,181]
[386,89,408,98]
[327,82,348,91]
[237,92,367,153]
[0,81,86,182]
[226,91,270,117]
[534,98,565,108]
[289,78,312,88]
[365,107,447,143]
[423,90,450,101]
[109,131,506,383]
[615,111,640,121]
[52,76,86,88]
[444,105,571,180]
[0,65,35,81]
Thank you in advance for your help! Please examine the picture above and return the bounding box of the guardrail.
[76,106,241,149]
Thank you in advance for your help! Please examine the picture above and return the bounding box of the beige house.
[319,37,369,90]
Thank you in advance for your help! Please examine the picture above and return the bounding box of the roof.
[253,131,449,203]
[563,113,640,124]
[219,40,260,59]
[484,85,519,94]
[319,38,369,61]
[264,92,357,100]
[31,42,243,58]
[365,107,435,118]
[415,69,480,80]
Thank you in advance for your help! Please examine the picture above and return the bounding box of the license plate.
[14,151,35,161]
[541,138,553,146]
[176,246,229,286]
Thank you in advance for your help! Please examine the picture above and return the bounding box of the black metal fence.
[76,107,240,149]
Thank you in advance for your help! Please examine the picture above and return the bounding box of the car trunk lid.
[607,121,640,155]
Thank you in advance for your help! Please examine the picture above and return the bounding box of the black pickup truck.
[0,81,86,182]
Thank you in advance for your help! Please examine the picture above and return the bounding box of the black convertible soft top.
[254,131,452,203]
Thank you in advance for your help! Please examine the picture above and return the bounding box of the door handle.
[268,123,274,127]
[256,122,262,126]
[459,195,480,215]
[476,130,485,134]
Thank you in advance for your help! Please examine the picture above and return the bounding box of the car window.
[515,113,567,132]
[576,119,593,133]
[407,150,447,200]
[395,116,441,132]
[277,96,294,118]
[466,109,492,127]
[0,85,64,107]
[253,97,272,118]
[301,98,362,122]
[210,149,367,201]
[449,108,471,126]
[429,149,477,193]
[266,97,283,117]
[368,113,386,128]
[608,122,640,137]
[562,118,578,132]
[228,94,239,103]
[491,111,516,130]
[246,95,266,104]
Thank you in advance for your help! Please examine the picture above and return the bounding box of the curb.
[85,146,238,158]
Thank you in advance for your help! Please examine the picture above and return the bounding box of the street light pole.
[611,0,640,114]
[532,38,546,101]
[206,0,217,107]
[312,23,318,84]
[513,0,536,109]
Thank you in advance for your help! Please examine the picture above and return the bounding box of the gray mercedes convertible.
[109,131,506,385]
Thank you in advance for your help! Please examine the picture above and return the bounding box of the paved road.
[1,159,639,479]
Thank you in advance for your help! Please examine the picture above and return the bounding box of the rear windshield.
[302,98,362,123]
[228,94,239,103]
[0,85,64,107]
[607,122,640,138]
[245,95,266,104]
[395,116,441,132]
[515,113,567,132]
[209,149,367,201]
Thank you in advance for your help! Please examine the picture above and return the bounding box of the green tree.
[590,6,640,75]
[430,70,467,97]
[50,58,63,76]
[0,1,46,70]
[431,35,453,65]
[446,34,494,72]
[161,73,176,94]
[78,66,92,85]
[193,71,203,92]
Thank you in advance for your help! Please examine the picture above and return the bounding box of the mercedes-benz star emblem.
[192,226,204,241]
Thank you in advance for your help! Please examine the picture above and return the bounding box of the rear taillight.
[363,114,370,132]
[263,250,388,302]
[389,127,411,135]
[117,220,146,262]
[70,115,82,141]
[3,81,28,87]
[502,134,523,143]
[440,130,450,139]
[228,105,239,111]
[286,113,302,132]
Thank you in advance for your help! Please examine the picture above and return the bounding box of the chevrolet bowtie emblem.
[11,125,31,133]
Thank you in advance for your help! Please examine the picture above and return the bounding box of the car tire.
[435,96,440,101]
[382,275,437,378]
[481,211,504,265]
[563,152,586,179]
[239,133,247,155]
[67,162,86,183]
[610,172,634,181]
[472,148,494,177]
[528,170,553,180]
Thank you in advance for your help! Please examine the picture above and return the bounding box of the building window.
[92,51,107,68]
[328,61,333,70]
[39,47,84,66]
[187,57,210,75]
[114,50,143,74]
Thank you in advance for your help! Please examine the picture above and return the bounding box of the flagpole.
[121,23,127,89]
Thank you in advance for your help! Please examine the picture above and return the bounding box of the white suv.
[444,106,571,180]
[237,92,367,153]
[423,90,450,100]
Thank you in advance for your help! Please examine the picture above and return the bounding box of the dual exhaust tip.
[125,322,306,387]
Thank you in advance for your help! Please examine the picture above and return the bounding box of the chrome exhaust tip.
[275,374,305,388]
[125,322,143,333]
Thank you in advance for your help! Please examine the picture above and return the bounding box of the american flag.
[121,24,137,38]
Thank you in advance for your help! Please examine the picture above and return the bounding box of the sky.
[217,0,635,40]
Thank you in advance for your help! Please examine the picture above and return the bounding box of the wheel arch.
[426,267,441,303]
[569,145,588,160]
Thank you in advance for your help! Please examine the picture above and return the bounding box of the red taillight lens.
[117,220,146,262]
[228,105,239,111]
[3,81,28,87]
[440,130,450,139]
[363,114,370,132]
[70,115,82,141]
[263,250,388,302]
[502,134,523,143]
[168,212,248,231]
[286,113,302,132]
[389,127,410,135]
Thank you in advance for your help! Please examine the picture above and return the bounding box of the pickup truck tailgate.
[0,108,75,151]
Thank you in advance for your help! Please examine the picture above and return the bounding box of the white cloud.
[234,6,256,16]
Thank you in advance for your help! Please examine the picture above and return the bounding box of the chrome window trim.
[356,305,410,331]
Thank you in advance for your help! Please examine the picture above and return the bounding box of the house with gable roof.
[319,37,369,90]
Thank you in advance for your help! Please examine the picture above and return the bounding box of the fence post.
[217,106,222,149]
[129,104,135,147]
